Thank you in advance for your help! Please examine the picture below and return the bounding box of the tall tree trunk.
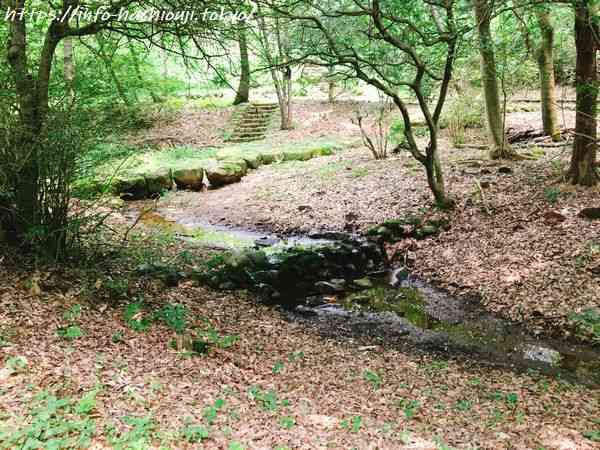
[473,0,512,159]
[568,0,599,185]
[536,8,560,141]
[63,37,75,102]
[327,65,336,103]
[233,24,250,105]
[277,66,293,130]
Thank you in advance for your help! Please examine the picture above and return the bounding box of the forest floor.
[0,242,599,449]
[136,97,598,341]
[1,96,599,449]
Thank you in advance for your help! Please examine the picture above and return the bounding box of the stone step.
[228,137,265,143]
[235,124,269,130]
[231,132,266,138]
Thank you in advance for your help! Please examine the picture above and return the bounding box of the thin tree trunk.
[96,35,131,106]
[233,24,250,105]
[63,37,75,102]
[536,9,560,141]
[327,65,336,103]
[473,0,512,159]
[129,43,160,103]
[568,0,599,185]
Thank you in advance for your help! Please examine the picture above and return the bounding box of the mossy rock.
[205,160,248,186]
[311,145,338,157]
[144,169,173,196]
[282,147,315,161]
[115,175,148,200]
[172,167,205,190]
[216,149,263,169]
[258,150,285,164]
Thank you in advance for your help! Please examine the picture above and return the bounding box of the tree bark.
[233,24,250,105]
[536,8,560,141]
[473,0,512,159]
[568,0,599,185]
[63,37,75,101]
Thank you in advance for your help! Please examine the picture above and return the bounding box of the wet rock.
[353,277,373,289]
[255,236,280,247]
[414,224,438,239]
[523,344,562,366]
[219,281,237,290]
[315,279,346,294]
[390,267,410,285]
[578,207,600,220]
[116,175,147,200]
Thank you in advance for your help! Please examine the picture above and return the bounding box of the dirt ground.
[2,97,598,449]
[142,99,597,341]
[0,246,598,449]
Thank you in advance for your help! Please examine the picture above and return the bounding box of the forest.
[0,0,599,448]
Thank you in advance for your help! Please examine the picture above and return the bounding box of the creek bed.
[127,204,600,386]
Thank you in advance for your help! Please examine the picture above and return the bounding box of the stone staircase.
[228,103,279,143]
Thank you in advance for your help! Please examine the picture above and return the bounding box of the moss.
[343,285,436,329]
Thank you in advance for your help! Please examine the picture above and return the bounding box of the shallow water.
[290,276,600,386]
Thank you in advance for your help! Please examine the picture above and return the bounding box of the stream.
[126,204,600,386]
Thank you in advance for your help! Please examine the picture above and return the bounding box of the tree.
[1,0,220,252]
[473,0,515,159]
[273,0,461,208]
[568,0,599,185]
[233,22,251,105]
[255,9,294,129]
[535,6,560,140]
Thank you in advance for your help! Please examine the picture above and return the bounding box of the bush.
[0,102,105,259]
[443,94,484,146]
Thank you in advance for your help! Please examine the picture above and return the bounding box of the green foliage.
[180,422,210,443]
[123,302,154,332]
[203,398,226,425]
[543,187,561,203]
[107,416,156,449]
[156,304,188,335]
[279,416,295,429]
[570,309,600,344]
[0,390,98,449]
[341,416,362,433]
[363,370,382,389]
[444,95,484,146]
[396,398,420,420]
[56,325,84,341]
[248,386,285,412]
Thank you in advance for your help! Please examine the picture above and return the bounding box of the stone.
[255,236,280,248]
[218,281,237,290]
[353,277,373,289]
[298,205,312,212]
[315,279,346,294]
[172,168,204,190]
[283,147,314,161]
[145,169,173,196]
[116,175,147,200]
[498,166,513,174]
[578,207,600,220]
[390,267,410,285]
[523,344,562,366]
[414,224,438,239]
[205,160,247,186]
